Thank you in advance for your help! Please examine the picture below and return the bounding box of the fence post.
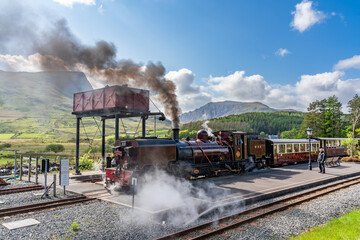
[20,155,23,181]
[35,157,39,184]
[14,150,17,179]
[28,156,31,182]
[53,174,56,197]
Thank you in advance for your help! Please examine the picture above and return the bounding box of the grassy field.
[0,134,14,139]
[0,139,102,167]
[290,208,360,240]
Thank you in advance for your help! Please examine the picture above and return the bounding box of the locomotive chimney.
[172,128,179,141]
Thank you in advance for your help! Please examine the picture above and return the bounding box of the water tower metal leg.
[142,116,146,138]
[115,114,119,142]
[75,117,81,175]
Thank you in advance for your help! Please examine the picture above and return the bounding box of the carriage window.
[300,144,306,152]
[294,144,299,152]
[274,145,278,154]
[312,143,317,152]
[306,143,310,151]
[287,144,293,153]
[279,144,285,153]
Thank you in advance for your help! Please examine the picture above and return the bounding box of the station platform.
[31,162,360,221]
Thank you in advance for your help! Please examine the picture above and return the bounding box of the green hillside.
[0,71,171,140]
[181,111,304,135]
[180,101,278,123]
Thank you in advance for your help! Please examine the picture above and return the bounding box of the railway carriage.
[271,139,319,165]
[316,138,348,167]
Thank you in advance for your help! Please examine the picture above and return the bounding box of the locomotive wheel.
[256,162,263,169]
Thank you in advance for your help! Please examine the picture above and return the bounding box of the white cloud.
[295,71,345,105]
[166,69,199,95]
[52,0,96,8]
[0,54,42,72]
[334,55,360,71]
[205,70,360,111]
[290,0,326,33]
[276,48,291,57]
[165,68,212,112]
[1,54,360,113]
[208,71,270,101]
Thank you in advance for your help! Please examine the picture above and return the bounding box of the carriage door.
[233,134,243,160]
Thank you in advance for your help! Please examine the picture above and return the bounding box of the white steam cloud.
[134,169,243,226]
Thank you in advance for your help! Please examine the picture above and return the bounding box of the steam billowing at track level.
[107,169,242,226]
[0,12,181,127]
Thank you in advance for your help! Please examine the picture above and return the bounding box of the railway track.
[0,196,96,218]
[77,177,103,183]
[0,185,44,195]
[155,176,360,240]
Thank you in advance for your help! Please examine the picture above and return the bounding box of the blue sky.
[1,0,360,114]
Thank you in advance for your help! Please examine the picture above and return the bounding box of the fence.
[14,156,62,184]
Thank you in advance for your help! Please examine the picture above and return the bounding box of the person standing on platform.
[317,148,326,174]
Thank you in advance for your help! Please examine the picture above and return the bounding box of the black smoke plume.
[0,5,181,127]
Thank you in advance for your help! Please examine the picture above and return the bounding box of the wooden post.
[28,156,31,182]
[35,157,39,184]
[75,117,81,175]
[20,155,23,181]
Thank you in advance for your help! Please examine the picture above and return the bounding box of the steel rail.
[0,196,96,217]
[0,185,44,195]
[155,176,360,240]
[77,178,103,183]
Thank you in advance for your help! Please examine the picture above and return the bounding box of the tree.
[260,132,268,139]
[280,128,307,139]
[342,132,358,157]
[347,94,360,156]
[45,144,65,153]
[303,96,343,138]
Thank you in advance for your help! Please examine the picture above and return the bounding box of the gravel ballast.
[211,183,360,240]
[1,179,360,239]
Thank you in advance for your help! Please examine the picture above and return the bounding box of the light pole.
[306,127,313,170]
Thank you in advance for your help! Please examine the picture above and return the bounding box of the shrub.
[341,157,360,162]
[107,137,115,146]
[70,222,80,232]
[2,143,11,148]
[45,144,65,153]
[0,143,11,150]
[79,153,93,170]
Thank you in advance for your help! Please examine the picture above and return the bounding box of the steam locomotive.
[105,129,349,187]
[105,129,271,187]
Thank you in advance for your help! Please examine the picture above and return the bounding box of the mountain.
[0,71,171,139]
[180,101,279,123]
[0,71,92,138]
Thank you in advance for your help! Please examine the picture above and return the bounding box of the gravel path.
[0,180,79,210]
[1,179,360,239]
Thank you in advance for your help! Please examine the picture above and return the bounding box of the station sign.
[59,158,69,186]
